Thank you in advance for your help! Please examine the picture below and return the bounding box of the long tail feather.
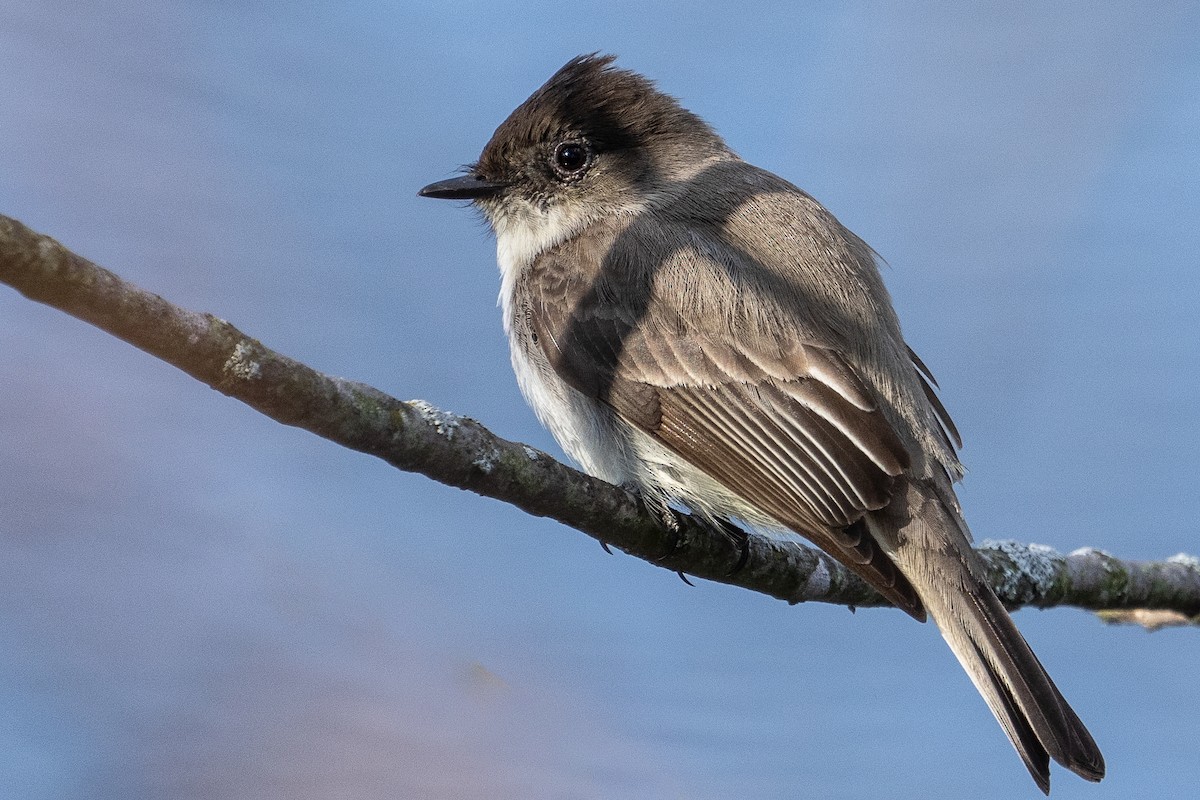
[871,482,1104,793]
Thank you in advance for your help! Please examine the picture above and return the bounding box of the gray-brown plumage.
[419,54,1104,793]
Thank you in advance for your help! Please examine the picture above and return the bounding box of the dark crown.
[475,54,723,177]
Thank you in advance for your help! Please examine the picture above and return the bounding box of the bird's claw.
[716,517,751,576]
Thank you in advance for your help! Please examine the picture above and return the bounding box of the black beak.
[418,174,506,200]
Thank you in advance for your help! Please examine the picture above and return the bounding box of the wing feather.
[520,202,939,619]
[906,344,963,450]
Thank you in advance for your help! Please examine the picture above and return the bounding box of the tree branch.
[3,213,1198,618]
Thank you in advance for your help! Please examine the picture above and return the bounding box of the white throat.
[490,202,591,334]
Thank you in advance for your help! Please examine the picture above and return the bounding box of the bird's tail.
[873,483,1105,794]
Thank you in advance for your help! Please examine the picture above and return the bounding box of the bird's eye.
[552,141,590,177]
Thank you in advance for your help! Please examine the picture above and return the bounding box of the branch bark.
[3,213,1199,619]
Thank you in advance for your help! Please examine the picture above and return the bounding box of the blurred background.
[2,2,1198,798]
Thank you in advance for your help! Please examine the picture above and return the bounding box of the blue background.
[2,3,1198,798]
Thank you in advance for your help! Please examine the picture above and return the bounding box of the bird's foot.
[619,482,695,585]
[714,517,751,576]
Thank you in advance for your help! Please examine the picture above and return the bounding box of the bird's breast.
[503,291,639,486]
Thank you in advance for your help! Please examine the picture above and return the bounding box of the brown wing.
[907,344,963,451]
[521,216,931,619]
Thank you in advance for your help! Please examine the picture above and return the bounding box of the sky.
[2,2,1199,798]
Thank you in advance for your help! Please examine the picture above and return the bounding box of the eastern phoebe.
[419,54,1103,792]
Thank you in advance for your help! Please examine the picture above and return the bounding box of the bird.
[418,53,1103,793]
